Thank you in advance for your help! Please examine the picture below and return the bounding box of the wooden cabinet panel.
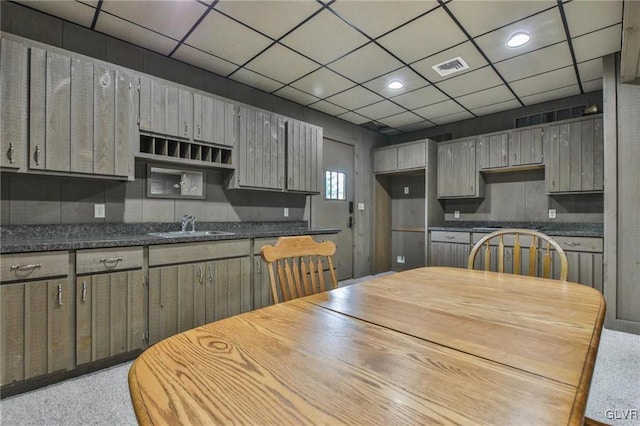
[193,94,234,147]
[478,133,509,169]
[253,255,273,310]
[45,51,72,172]
[0,39,29,171]
[429,241,469,268]
[114,69,137,178]
[437,138,479,198]
[1,278,74,386]
[141,77,185,139]
[546,116,603,193]
[397,142,426,171]
[70,58,94,174]
[286,120,322,193]
[509,127,543,166]
[93,65,116,175]
[179,89,192,140]
[374,148,398,173]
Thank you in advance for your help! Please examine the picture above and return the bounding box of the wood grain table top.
[128,267,606,426]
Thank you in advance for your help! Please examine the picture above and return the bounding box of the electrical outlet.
[94,204,105,218]
[397,256,405,264]
[283,208,289,217]
[548,209,556,219]
[454,210,460,219]
[403,186,409,195]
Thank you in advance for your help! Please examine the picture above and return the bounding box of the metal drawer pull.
[8,143,15,163]
[11,263,42,271]
[208,265,214,283]
[563,242,581,247]
[100,257,123,263]
[34,145,41,165]
[82,281,87,303]
[57,284,63,306]
[198,266,204,283]
[444,235,455,240]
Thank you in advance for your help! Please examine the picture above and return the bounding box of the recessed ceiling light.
[388,80,403,90]
[506,32,531,48]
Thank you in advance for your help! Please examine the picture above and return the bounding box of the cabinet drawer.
[76,247,143,274]
[430,231,470,244]
[552,236,603,253]
[149,239,250,266]
[472,233,535,247]
[1,251,69,282]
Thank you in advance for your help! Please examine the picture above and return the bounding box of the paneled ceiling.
[16,0,623,135]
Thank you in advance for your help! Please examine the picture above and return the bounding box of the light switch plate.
[397,256,405,264]
[283,208,289,217]
[94,204,105,218]
[357,202,365,211]
[548,209,556,219]
[454,210,460,219]
[404,186,409,195]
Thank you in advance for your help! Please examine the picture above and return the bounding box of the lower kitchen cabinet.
[552,236,603,292]
[429,231,470,268]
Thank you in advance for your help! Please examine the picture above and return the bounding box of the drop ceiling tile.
[564,0,622,38]
[273,86,320,106]
[396,121,435,132]
[337,111,371,125]
[184,10,273,65]
[435,66,503,97]
[354,100,406,120]
[96,13,177,55]
[328,43,404,84]
[390,85,449,110]
[572,24,622,63]
[101,1,207,40]
[325,86,384,111]
[308,100,348,116]
[582,79,603,93]
[281,9,369,64]
[362,67,429,98]
[77,0,99,7]
[377,7,468,63]
[414,99,465,120]
[214,0,322,40]
[471,99,522,116]
[446,0,556,37]
[457,85,515,110]
[173,44,239,76]
[381,128,402,136]
[23,1,95,27]
[290,68,355,99]
[377,112,425,128]
[330,1,439,38]
[474,8,566,64]
[430,111,474,125]
[511,66,577,98]
[577,59,602,83]
[245,44,320,84]
[411,41,489,83]
[495,42,573,82]
[521,84,580,106]
[229,68,284,93]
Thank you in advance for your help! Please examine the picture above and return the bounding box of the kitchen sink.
[147,230,235,238]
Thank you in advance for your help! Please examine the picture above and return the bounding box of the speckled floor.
[1,322,637,425]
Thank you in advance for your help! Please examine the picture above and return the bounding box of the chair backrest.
[260,236,338,304]
[467,229,568,280]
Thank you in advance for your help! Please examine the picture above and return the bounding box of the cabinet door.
[287,120,321,193]
[397,142,426,171]
[374,148,398,173]
[439,139,477,198]
[205,257,251,323]
[76,270,144,365]
[1,278,74,386]
[70,58,94,174]
[93,65,117,175]
[114,69,137,178]
[478,133,508,169]
[429,242,469,268]
[148,266,179,345]
[0,39,29,171]
[193,93,205,142]
[179,89,192,140]
[253,255,274,310]
[509,127,543,166]
[547,117,603,193]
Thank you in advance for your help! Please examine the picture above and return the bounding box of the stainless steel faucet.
[181,214,197,232]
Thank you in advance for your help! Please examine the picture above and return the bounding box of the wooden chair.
[467,229,568,280]
[260,236,338,304]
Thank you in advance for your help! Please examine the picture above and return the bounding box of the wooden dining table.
[128,266,606,425]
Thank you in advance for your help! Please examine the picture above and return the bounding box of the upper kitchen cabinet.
[229,106,285,191]
[437,138,483,199]
[139,76,191,140]
[286,119,323,193]
[478,127,543,171]
[29,46,135,180]
[193,93,235,147]
[0,39,29,172]
[374,141,427,174]
[546,115,603,193]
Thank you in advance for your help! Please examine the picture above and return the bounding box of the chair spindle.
[513,233,521,275]
[301,257,311,295]
[498,235,505,273]
[317,257,326,292]
[543,242,552,279]
[484,241,491,271]
[528,237,537,277]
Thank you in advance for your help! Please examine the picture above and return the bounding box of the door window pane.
[325,170,346,200]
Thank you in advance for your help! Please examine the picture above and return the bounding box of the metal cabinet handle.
[198,266,204,283]
[279,176,283,187]
[100,257,123,263]
[564,242,581,247]
[197,125,201,138]
[444,235,455,240]
[11,263,42,271]
[208,264,214,283]
[82,281,87,303]
[57,284,63,306]
[34,146,41,166]
[8,143,15,163]
[184,121,188,135]
[256,259,261,273]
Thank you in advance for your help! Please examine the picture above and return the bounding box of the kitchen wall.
[441,170,603,223]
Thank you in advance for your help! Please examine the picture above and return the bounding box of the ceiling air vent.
[432,56,469,77]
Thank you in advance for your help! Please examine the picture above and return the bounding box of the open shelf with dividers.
[138,135,234,169]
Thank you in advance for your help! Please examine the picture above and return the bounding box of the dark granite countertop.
[428,221,603,237]
[0,222,341,254]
